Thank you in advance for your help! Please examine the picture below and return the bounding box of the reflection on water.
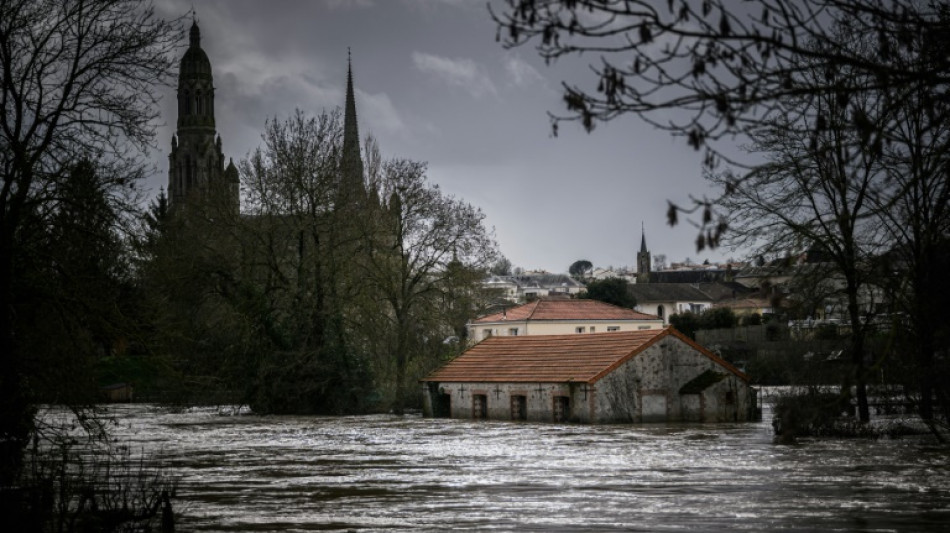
[86,404,948,532]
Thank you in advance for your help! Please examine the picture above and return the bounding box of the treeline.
[0,0,497,495]
[138,111,496,415]
[7,113,496,417]
[495,0,950,433]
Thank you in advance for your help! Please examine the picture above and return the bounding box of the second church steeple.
[341,49,364,197]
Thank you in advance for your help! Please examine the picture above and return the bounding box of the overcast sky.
[149,0,737,273]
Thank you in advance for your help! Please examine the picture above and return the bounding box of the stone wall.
[424,381,581,423]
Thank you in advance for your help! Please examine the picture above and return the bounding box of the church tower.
[341,51,364,195]
[168,19,238,213]
[637,224,651,283]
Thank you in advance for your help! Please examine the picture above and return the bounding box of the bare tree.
[490,1,950,242]
[713,44,889,422]
[360,158,498,413]
[868,36,950,431]
[0,0,179,483]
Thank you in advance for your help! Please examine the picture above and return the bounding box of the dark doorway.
[511,395,527,421]
[553,396,571,423]
[428,383,452,418]
[473,394,488,419]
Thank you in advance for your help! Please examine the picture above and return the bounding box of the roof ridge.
[525,298,542,321]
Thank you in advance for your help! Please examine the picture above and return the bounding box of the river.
[62,403,950,532]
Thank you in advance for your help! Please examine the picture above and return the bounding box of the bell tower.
[637,224,651,283]
[168,19,238,213]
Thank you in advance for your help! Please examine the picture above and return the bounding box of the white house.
[468,298,663,341]
[480,273,585,302]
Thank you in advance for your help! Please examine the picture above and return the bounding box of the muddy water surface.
[95,404,948,532]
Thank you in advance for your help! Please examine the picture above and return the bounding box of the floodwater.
[78,403,949,532]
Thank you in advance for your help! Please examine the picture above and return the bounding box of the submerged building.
[422,327,756,424]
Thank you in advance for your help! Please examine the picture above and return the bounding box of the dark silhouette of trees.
[490,256,513,276]
[579,277,636,308]
[670,308,736,340]
[0,0,178,484]
[867,28,950,430]
[359,157,498,413]
[490,0,950,244]
[711,14,950,429]
[568,259,593,279]
[491,0,950,432]
[711,43,887,422]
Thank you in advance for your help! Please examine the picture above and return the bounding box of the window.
[473,394,488,419]
[589,327,596,333]
[508,328,519,336]
[482,329,492,339]
[657,305,665,319]
[510,395,527,421]
[575,326,585,334]
[607,326,620,332]
[638,325,651,330]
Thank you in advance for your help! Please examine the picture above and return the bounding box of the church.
[167,19,366,213]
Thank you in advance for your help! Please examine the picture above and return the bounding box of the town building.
[481,272,585,303]
[422,327,756,423]
[628,283,716,324]
[469,298,663,341]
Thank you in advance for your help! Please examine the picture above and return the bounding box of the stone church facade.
[167,21,370,216]
[167,20,239,213]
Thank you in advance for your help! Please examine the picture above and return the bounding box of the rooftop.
[473,298,659,323]
[627,283,715,302]
[422,328,747,384]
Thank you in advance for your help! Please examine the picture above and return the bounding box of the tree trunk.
[846,280,870,423]
[392,314,409,416]
[0,225,34,486]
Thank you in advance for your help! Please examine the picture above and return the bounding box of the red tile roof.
[474,298,659,323]
[422,327,747,384]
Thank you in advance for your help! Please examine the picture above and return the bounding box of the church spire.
[637,223,651,283]
[341,48,364,191]
[189,17,200,48]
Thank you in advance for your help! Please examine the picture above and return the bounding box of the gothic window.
[196,90,202,115]
[180,90,188,115]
